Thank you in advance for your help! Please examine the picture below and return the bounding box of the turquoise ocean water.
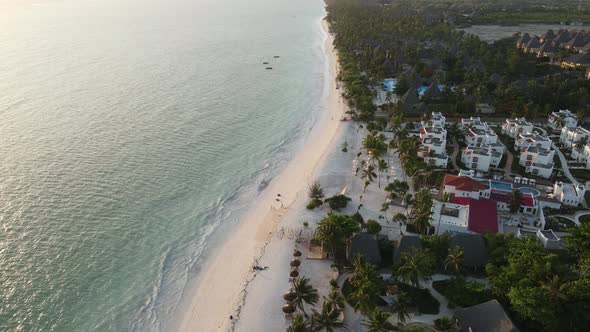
[0,0,326,330]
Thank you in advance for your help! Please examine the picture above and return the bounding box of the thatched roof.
[450,233,488,268]
[393,235,422,264]
[422,82,441,99]
[347,233,382,264]
[454,299,519,332]
[400,89,419,105]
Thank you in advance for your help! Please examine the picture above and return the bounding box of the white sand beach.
[176,18,348,332]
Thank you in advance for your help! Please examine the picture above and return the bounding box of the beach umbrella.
[283,292,297,301]
[289,270,299,278]
[290,259,301,267]
[282,303,296,314]
[293,250,302,257]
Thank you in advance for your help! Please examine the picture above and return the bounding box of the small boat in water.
[263,61,269,64]
[265,67,273,70]
[274,55,280,58]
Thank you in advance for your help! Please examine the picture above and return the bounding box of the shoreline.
[175,16,345,332]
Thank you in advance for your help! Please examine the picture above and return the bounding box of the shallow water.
[0,0,326,330]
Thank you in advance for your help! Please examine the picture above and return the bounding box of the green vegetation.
[314,214,360,258]
[472,11,590,25]
[342,256,384,313]
[432,277,493,308]
[485,236,590,331]
[365,219,382,235]
[393,249,436,287]
[581,214,590,224]
[307,181,325,210]
[324,194,352,211]
[326,0,590,126]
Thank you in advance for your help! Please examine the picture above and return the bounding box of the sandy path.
[176,18,345,332]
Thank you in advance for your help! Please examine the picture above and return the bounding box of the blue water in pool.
[383,79,397,92]
[519,187,541,196]
[490,181,513,191]
[382,79,451,95]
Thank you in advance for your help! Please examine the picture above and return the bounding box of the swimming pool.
[490,180,512,191]
[519,187,540,196]
[417,85,445,95]
[383,79,397,92]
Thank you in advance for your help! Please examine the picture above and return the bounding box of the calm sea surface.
[0,0,326,330]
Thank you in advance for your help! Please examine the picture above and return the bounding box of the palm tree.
[291,277,319,316]
[346,255,376,288]
[350,282,377,314]
[509,189,522,214]
[325,289,345,311]
[310,301,345,332]
[287,314,309,332]
[377,159,388,188]
[309,181,325,201]
[363,308,396,331]
[444,246,464,274]
[541,275,566,302]
[394,291,411,326]
[434,316,454,332]
[395,250,434,288]
[392,213,407,226]
[410,210,432,235]
[361,164,378,192]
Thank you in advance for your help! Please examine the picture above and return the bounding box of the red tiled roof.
[521,193,535,207]
[443,175,487,192]
[468,199,498,234]
[450,195,471,206]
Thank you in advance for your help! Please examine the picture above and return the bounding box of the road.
[553,142,580,186]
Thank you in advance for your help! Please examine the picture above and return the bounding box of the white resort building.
[549,109,578,132]
[502,117,533,138]
[519,146,555,178]
[461,145,502,172]
[417,112,448,168]
[571,143,590,168]
[560,126,590,148]
[514,132,552,151]
[553,181,586,207]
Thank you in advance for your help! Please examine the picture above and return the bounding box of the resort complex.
[275,1,590,332]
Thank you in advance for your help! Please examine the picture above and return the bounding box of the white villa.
[518,144,555,179]
[514,132,552,151]
[502,117,534,138]
[571,143,590,168]
[461,145,502,172]
[548,109,578,132]
[553,181,586,207]
[560,126,590,148]
[418,112,448,168]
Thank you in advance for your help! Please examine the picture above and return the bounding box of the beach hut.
[290,259,301,267]
[293,250,302,257]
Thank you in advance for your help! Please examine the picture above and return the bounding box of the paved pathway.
[503,149,514,179]
[450,139,460,171]
[552,142,580,186]
[553,211,590,226]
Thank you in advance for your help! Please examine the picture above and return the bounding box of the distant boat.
[263,62,269,64]
[274,56,280,58]
[265,67,273,70]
